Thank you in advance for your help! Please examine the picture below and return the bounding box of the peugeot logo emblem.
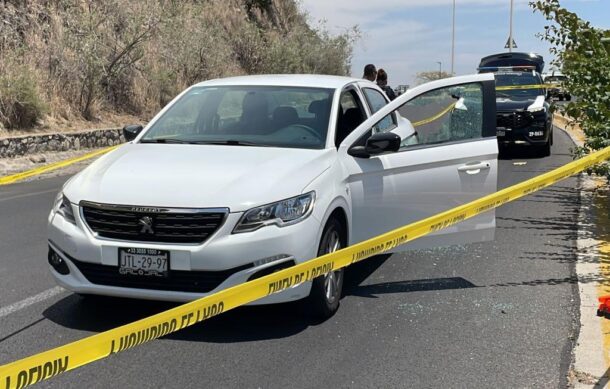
[138,216,154,234]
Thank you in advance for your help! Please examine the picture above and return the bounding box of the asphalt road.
[0,129,579,388]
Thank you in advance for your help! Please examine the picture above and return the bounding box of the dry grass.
[0,0,356,134]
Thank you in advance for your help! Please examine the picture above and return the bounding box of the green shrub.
[0,69,47,129]
[532,0,610,175]
[0,0,358,130]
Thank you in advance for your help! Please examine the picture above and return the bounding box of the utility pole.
[451,0,455,75]
[437,61,442,79]
[509,0,514,52]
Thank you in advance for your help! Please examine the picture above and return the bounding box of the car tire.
[77,293,109,303]
[307,217,345,319]
[498,144,509,158]
[566,94,572,101]
[540,140,551,157]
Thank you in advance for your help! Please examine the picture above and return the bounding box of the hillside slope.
[0,0,356,132]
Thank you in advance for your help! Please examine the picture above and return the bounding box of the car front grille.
[70,256,252,293]
[497,111,533,130]
[81,202,228,244]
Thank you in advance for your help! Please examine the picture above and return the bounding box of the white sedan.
[48,74,498,318]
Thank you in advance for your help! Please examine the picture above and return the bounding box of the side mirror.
[348,132,401,158]
[454,97,468,111]
[123,124,143,141]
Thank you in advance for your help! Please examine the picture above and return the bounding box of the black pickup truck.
[478,52,553,156]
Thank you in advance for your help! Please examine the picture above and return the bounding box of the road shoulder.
[573,177,608,387]
[555,118,610,387]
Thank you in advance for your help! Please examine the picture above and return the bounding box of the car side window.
[362,88,397,133]
[335,89,367,147]
[398,82,484,147]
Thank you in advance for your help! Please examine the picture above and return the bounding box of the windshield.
[142,86,334,149]
[495,72,544,100]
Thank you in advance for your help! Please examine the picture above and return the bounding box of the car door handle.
[458,162,490,174]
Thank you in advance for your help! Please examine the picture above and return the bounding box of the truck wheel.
[540,140,551,157]
[308,217,345,319]
[78,294,110,303]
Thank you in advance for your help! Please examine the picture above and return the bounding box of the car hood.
[496,95,544,112]
[65,144,333,212]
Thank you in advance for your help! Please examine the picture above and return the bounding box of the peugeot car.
[48,74,498,318]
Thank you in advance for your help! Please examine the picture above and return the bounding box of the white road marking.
[0,286,65,319]
[0,188,58,203]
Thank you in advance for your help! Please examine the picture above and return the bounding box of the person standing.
[376,68,396,101]
[363,64,377,82]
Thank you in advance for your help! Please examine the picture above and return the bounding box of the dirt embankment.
[0,0,356,136]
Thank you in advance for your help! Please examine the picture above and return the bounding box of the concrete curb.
[573,178,608,388]
[554,112,585,147]
[554,113,610,387]
[0,146,117,186]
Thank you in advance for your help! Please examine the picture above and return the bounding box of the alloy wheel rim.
[323,230,342,303]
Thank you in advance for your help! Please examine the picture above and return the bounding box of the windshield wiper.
[189,140,269,147]
[140,138,194,144]
[141,138,272,147]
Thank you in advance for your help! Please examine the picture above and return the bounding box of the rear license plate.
[119,248,169,277]
[497,130,505,137]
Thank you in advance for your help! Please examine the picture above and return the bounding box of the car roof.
[479,52,544,73]
[192,74,366,89]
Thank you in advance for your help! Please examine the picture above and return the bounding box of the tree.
[531,0,610,174]
[415,70,453,84]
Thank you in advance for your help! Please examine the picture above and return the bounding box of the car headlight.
[53,192,76,224]
[527,106,546,113]
[233,192,315,233]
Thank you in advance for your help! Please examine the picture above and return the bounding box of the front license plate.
[119,248,169,277]
[497,130,505,137]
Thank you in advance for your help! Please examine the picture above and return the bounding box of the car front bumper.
[496,111,551,146]
[47,205,320,304]
[496,127,550,146]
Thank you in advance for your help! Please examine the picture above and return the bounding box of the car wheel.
[308,218,345,319]
[77,293,109,303]
[566,94,572,101]
[540,140,551,157]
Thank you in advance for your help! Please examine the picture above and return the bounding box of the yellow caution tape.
[2,144,610,388]
[413,83,563,128]
[0,146,118,186]
[496,84,550,91]
[412,103,456,127]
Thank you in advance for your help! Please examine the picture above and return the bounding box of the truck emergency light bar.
[477,66,537,72]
